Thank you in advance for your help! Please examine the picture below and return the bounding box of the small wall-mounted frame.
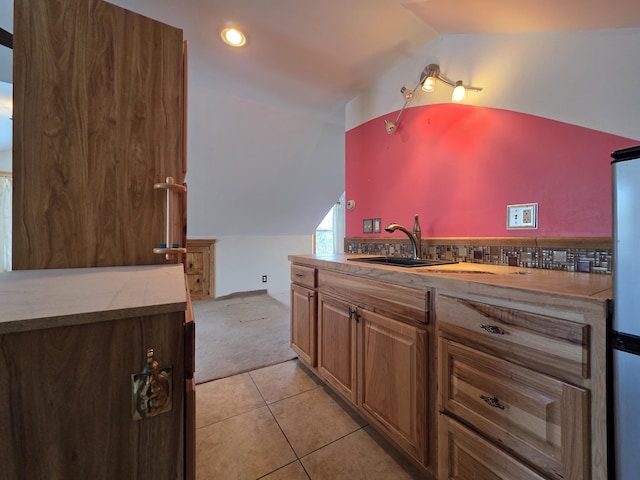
[373,218,381,233]
[363,218,373,234]
[507,203,538,229]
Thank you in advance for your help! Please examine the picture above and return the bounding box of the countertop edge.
[289,254,613,302]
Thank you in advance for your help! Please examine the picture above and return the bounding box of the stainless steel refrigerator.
[610,145,640,479]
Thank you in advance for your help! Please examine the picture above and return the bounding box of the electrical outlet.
[262,275,267,283]
[507,203,538,229]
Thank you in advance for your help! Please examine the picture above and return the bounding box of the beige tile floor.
[196,359,427,479]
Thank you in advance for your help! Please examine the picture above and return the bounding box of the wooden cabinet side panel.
[0,312,185,479]
[563,384,591,480]
[13,0,184,269]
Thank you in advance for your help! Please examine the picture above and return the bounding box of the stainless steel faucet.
[385,214,422,259]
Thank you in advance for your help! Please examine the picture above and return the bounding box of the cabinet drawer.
[439,339,589,480]
[317,270,428,324]
[291,264,316,288]
[438,415,547,480]
[436,293,589,380]
[186,274,208,297]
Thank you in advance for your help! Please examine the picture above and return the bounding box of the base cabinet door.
[291,283,317,367]
[360,308,428,465]
[438,415,548,480]
[317,293,357,405]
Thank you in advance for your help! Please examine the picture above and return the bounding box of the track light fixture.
[383,63,483,134]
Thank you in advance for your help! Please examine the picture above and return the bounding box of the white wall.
[0,149,10,171]
[184,70,344,296]
[189,234,313,297]
[186,77,345,236]
[347,29,640,140]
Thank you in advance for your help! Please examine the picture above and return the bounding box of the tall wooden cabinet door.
[360,308,428,465]
[317,293,357,405]
[13,0,185,269]
[291,283,317,367]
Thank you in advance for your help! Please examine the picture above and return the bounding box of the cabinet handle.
[480,395,505,410]
[131,348,173,420]
[296,273,303,277]
[480,324,504,335]
[348,307,360,323]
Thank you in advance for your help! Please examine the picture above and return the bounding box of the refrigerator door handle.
[611,330,640,356]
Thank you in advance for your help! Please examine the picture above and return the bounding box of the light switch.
[507,203,538,229]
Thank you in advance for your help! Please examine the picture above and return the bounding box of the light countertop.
[0,264,187,335]
[289,254,612,301]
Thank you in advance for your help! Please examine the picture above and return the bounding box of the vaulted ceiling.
[110,0,640,125]
[2,0,640,151]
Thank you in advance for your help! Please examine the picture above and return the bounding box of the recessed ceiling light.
[221,27,246,47]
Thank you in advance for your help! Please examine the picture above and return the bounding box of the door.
[12,0,185,269]
[317,293,357,404]
[291,283,317,367]
[359,308,427,464]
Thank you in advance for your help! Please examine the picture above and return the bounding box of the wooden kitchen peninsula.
[0,265,191,479]
[289,254,612,480]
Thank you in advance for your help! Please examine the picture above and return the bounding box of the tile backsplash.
[345,238,612,274]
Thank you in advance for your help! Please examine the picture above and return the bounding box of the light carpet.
[193,291,297,384]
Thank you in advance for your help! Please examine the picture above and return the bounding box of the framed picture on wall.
[373,218,381,233]
[363,219,373,234]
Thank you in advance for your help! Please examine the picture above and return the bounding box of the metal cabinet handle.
[131,348,173,420]
[480,324,504,335]
[348,307,360,323]
[480,395,505,409]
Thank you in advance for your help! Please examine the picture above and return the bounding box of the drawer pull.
[296,273,304,277]
[480,395,505,410]
[480,324,504,335]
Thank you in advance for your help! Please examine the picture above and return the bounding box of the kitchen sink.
[347,256,458,268]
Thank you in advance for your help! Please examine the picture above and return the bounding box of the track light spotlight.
[383,63,483,133]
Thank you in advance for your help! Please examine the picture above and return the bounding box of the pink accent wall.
[346,104,638,238]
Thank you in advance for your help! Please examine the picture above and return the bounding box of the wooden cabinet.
[315,269,432,473]
[13,0,186,269]
[185,239,215,300]
[360,308,428,465]
[436,291,603,480]
[289,255,610,480]
[0,265,190,480]
[290,265,317,367]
